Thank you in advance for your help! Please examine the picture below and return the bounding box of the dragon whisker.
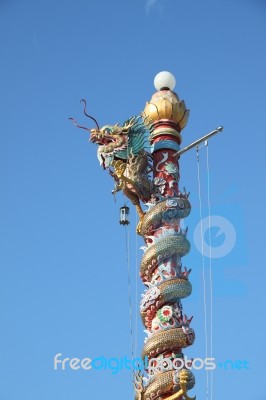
[80,98,100,131]
[68,117,91,132]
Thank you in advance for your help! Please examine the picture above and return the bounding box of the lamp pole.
[72,71,223,400]
[137,72,196,400]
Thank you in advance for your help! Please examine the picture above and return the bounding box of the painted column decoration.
[137,74,195,400]
[71,72,196,400]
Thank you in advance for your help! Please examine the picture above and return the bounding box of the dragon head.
[90,119,136,168]
[69,99,133,168]
[70,101,149,171]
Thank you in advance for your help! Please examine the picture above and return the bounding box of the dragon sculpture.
[71,85,196,400]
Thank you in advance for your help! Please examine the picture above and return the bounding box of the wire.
[124,126,135,376]
[135,208,138,360]
[125,224,135,369]
[206,142,214,400]
[196,146,209,400]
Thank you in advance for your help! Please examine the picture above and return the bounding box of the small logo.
[194,215,236,259]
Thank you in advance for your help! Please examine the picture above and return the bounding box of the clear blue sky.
[0,0,266,399]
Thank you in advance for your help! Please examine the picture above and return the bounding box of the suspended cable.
[124,139,135,376]
[206,142,214,400]
[125,224,135,370]
[135,208,138,360]
[196,146,209,400]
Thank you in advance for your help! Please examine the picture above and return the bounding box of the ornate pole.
[71,72,198,400]
[137,72,195,400]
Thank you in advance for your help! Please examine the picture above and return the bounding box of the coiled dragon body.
[135,193,195,400]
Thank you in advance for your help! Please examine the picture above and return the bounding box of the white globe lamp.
[154,71,176,91]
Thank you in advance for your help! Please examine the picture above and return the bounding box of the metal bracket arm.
[174,126,223,157]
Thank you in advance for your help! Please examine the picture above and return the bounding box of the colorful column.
[136,72,195,400]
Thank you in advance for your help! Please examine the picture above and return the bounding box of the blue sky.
[0,0,266,399]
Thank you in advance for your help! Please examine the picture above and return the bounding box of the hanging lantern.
[119,205,130,225]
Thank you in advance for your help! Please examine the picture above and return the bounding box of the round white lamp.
[154,71,176,91]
